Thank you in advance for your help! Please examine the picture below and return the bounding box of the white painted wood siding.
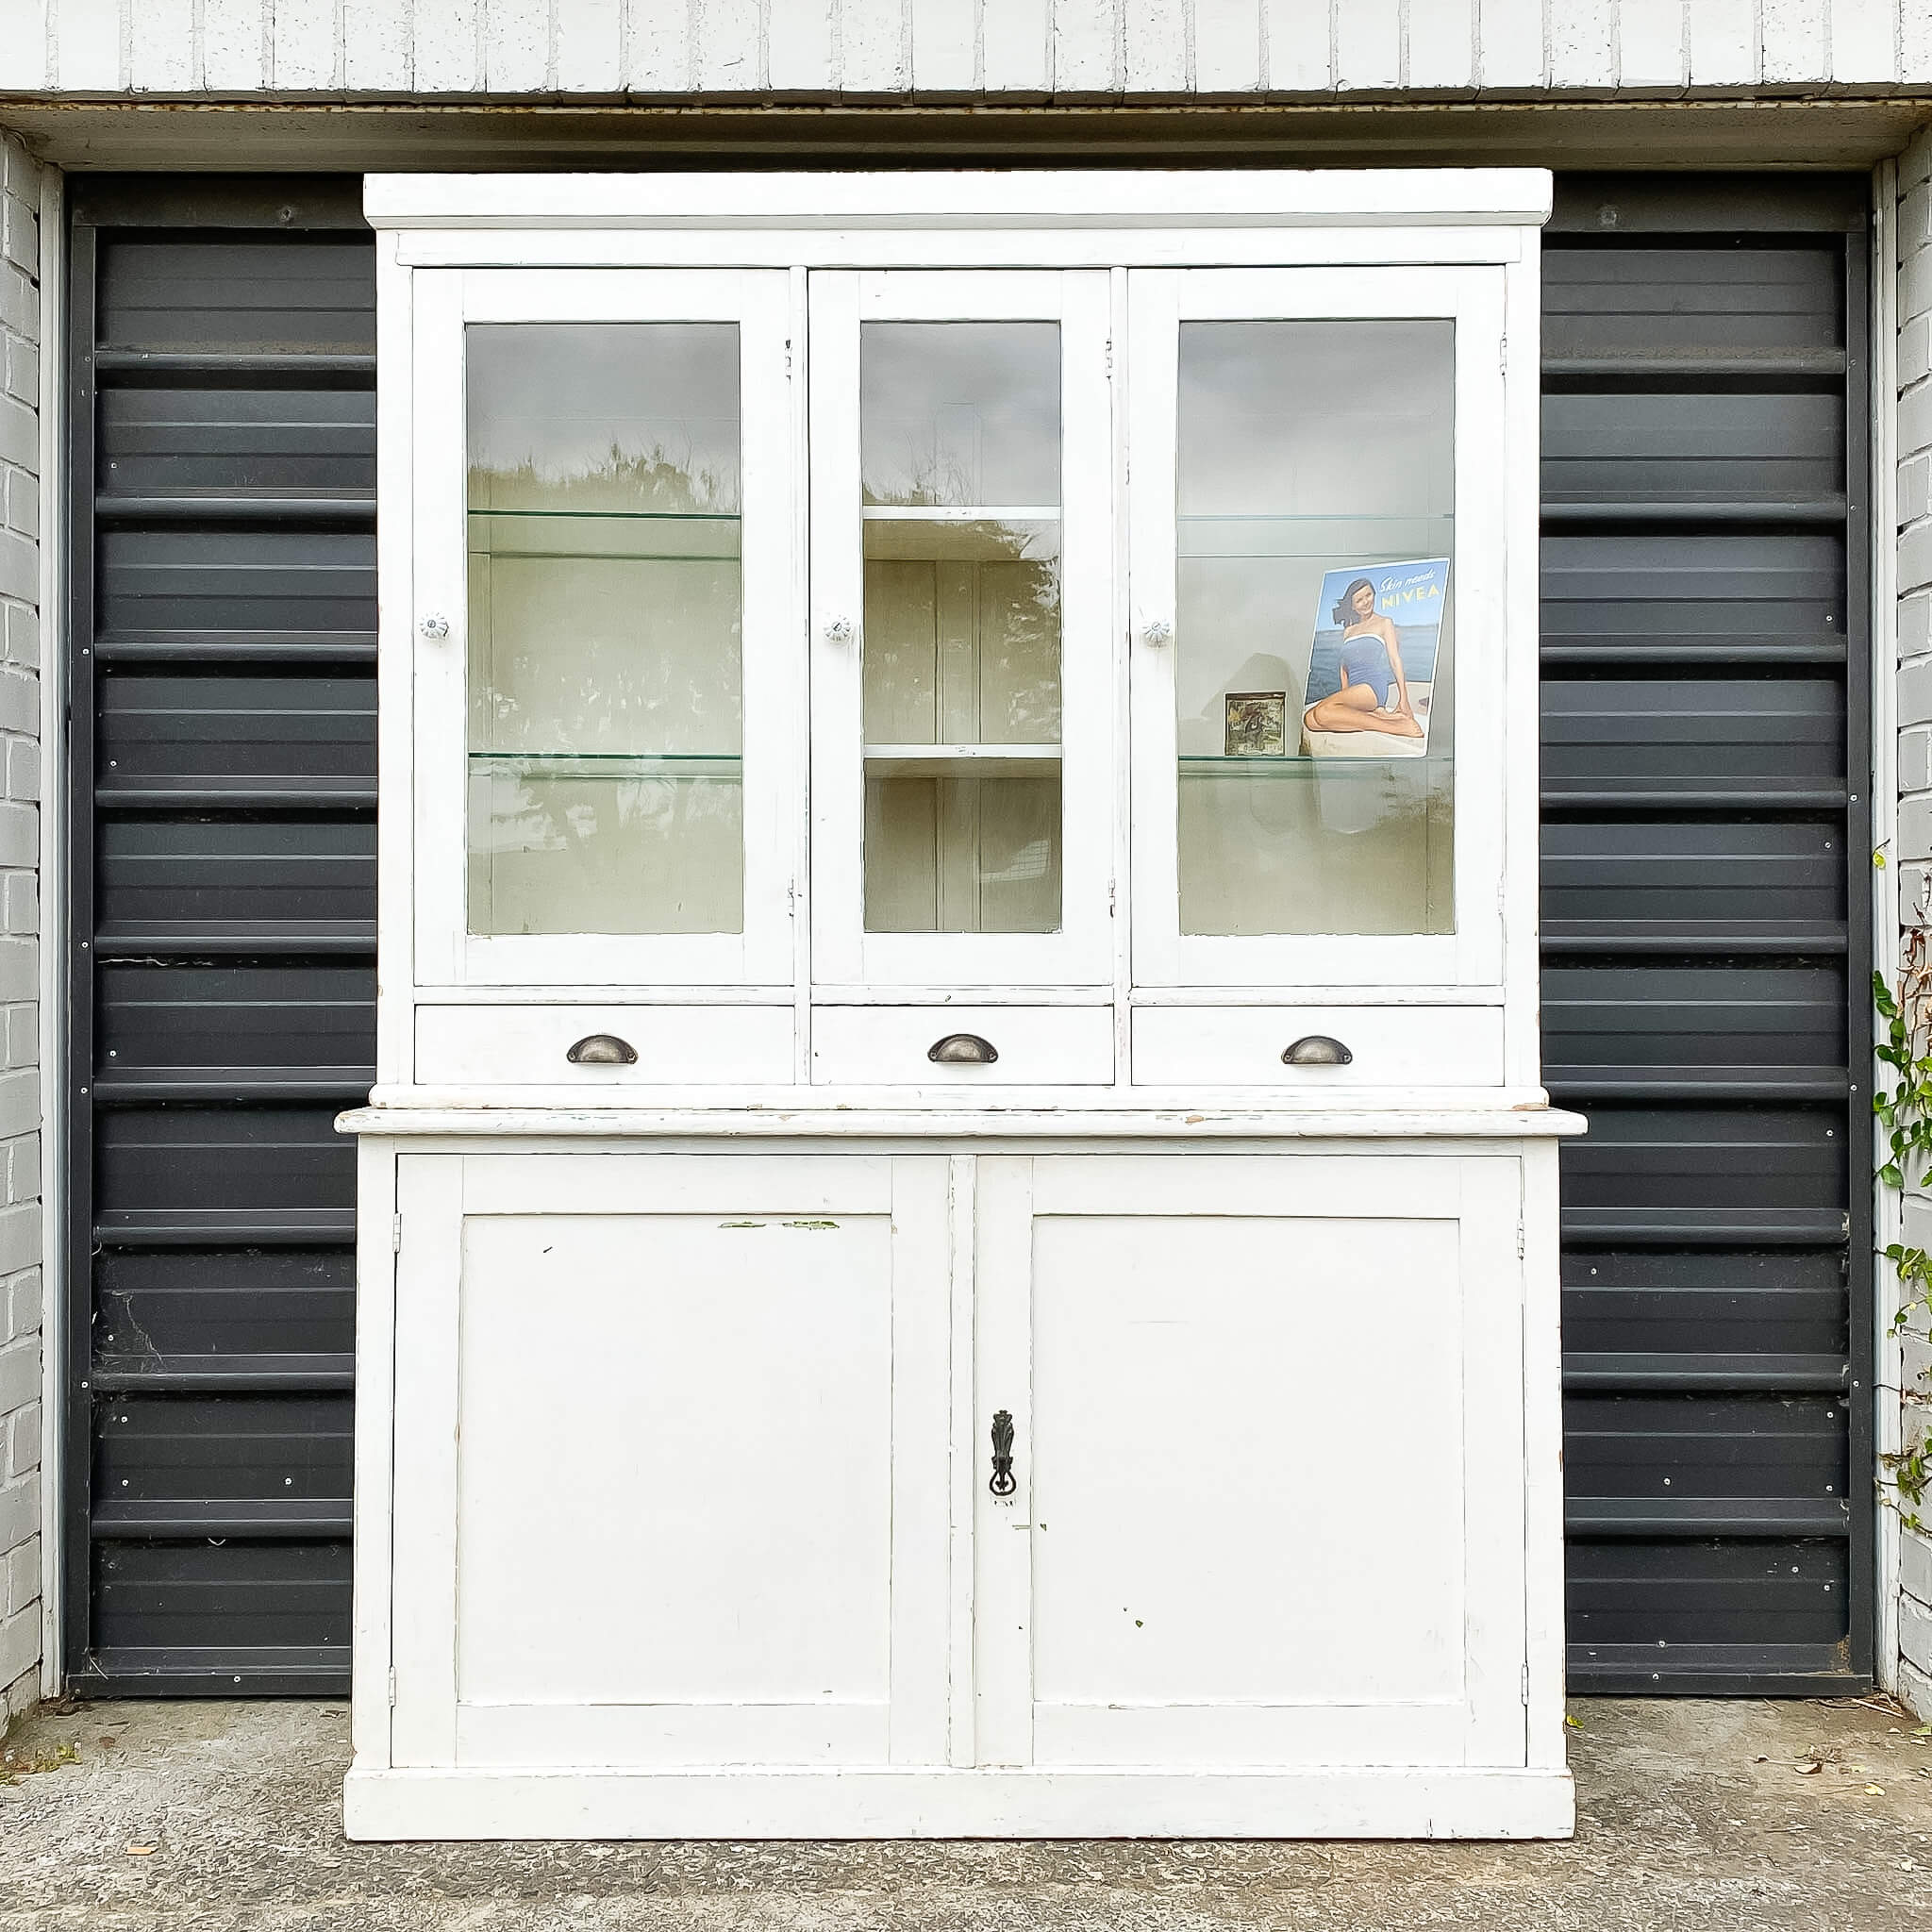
[0,0,1924,97]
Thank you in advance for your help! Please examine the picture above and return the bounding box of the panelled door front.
[971,1154,1529,1766]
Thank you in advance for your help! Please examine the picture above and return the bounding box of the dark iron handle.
[566,1033,639,1066]
[989,1409,1017,1497]
[1282,1034,1353,1066]
[929,1032,999,1065]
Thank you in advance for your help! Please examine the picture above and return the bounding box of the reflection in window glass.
[465,324,744,937]
[860,323,1064,932]
[1175,320,1456,937]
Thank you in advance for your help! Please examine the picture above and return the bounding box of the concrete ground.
[0,1698,1929,1930]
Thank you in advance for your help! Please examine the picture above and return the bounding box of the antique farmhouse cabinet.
[341,171,1580,1841]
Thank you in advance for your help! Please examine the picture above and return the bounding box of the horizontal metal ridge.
[97,782,378,811]
[72,1652,349,1698]
[93,634,376,665]
[1539,641,1846,668]
[1542,496,1847,529]
[1541,788,1848,811]
[92,924,375,960]
[92,1073,373,1103]
[1541,351,1849,379]
[1565,1498,1850,1538]
[1566,1658,1862,1698]
[93,1209,357,1248]
[88,1355,357,1392]
[1561,1211,1848,1249]
[92,1499,354,1540]
[1562,1351,1849,1391]
[1541,923,1848,957]
[92,349,376,384]
[1544,1071,1850,1102]
[95,492,375,526]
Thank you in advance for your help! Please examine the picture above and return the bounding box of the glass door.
[410,268,800,987]
[1128,267,1508,990]
[808,272,1114,991]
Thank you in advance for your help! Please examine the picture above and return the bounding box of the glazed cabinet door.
[389,1153,952,1769]
[1127,267,1512,993]
[808,271,1116,992]
[972,1153,1528,1769]
[408,269,802,989]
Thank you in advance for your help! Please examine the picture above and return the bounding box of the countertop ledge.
[337,1101,1587,1140]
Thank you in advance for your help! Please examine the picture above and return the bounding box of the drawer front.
[415,1006,795,1085]
[811,1006,1116,1086]
[1131,1005,1505,1088]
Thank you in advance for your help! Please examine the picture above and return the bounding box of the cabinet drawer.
[415,1006,795,1085]
[811,1007,1115,1086]
[1131,1005,1504,1088]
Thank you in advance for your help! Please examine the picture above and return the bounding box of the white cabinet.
[377,1145,1546,1797]
[348,170,1576,1843]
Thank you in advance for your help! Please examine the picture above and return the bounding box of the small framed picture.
[1224,691,1288,757]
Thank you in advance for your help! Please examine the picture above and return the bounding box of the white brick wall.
[0,130,38,1727]
[1897,124,1932,1719]
[0,0,1925,98]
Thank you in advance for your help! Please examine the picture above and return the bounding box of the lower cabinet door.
[973,1152,1528,1770]
[389,1151,953,1769]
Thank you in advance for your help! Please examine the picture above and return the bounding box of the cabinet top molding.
[363,169,1555,232]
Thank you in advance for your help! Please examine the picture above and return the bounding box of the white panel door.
[1128,266,1513,993]
[390,1152,951,1768]
[409,267,803,990]
[973,1153,1527,1769]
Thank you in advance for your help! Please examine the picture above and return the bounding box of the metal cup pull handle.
[1282,1034,1353,1066]
[928,1032,998,1065]
[566,1033,639,1066]
[989,1409,1017,1498]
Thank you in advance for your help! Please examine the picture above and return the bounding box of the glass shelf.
[466,508,741,521]
[865,744,1061,780]
[469,751,743,776]
[861,505,1060,521]
[1178,753,1443,776]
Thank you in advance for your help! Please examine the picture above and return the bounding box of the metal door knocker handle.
[990,1409,1017,1498]
[1282,1035,1353,1066]
[566,1033,639,1066]
[928,1033,998,1064]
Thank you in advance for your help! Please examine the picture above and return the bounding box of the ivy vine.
[1874,912,1932,1532]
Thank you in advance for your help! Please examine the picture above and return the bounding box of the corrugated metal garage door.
[59,171,1872,1696]
[1542,176,1874,1692]
[63,179,374,1693]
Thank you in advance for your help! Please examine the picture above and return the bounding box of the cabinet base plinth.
[343,1765,1577,1842]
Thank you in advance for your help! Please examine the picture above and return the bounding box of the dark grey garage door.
[1542,176,1873,1692]
[59,172,1872,1696]
[63,179,374,1693]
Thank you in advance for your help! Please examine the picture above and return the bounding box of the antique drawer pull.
[928,1032,998,1065]
[1282,1034,1353,1066]
[989,1409,1017,1497]
[566,1033,639,1066]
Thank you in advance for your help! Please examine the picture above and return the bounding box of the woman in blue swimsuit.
[1303,577,1424,740]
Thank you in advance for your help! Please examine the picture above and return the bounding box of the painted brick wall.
[0,130,40,1726]
[1898,124,1932,1716]
[0,0,1925,98]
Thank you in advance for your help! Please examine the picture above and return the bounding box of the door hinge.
[1105,338,1114,378]
[391,1212,403,1254]
[1516,1218,1525,1260]
[387,1667,398,1707]
[1520,1663,1530,1705]
[1500,334,1508,376]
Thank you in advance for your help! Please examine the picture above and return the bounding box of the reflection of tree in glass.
[470,437,744,761]
[470,440,740,516]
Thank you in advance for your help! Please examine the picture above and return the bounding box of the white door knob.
[1141,617,1174,647]
[824,617,857,646]
[419,613,450,641]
